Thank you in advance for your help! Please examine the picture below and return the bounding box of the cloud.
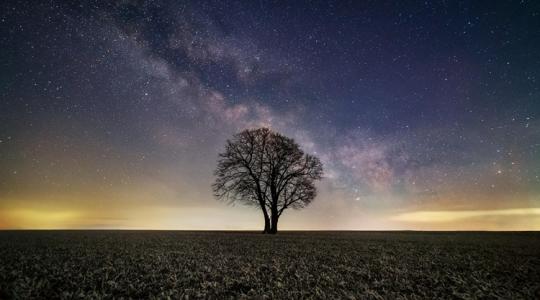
[391,208,540,223]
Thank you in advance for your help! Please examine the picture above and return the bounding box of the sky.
[1,0,539,230]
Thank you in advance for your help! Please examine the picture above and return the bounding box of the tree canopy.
[213,128,323,233]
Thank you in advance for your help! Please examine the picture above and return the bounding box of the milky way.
[1,1,539,230]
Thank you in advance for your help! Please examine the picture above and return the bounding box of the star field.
[0,1,539,230]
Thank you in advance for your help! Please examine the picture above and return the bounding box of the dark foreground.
[0,231,539,299]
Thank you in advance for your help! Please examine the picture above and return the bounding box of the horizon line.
[1,229,539,232]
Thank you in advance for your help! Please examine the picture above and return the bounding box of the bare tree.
[213,128,323,234]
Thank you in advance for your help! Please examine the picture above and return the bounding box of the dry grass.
[1,231,539,299]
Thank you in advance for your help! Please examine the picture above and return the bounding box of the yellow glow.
[392,208,540,223]
[2,192,539,230]
[0,199,264,230]
[1,209,83,229]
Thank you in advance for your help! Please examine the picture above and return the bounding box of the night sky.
[1,1,539,230]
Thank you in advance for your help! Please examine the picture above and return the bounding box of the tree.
[213,128,323,234]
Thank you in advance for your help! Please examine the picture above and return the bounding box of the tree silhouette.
[213,128,323,234]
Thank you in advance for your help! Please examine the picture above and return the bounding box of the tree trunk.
[262,209,271,234]
[269,213,279,234]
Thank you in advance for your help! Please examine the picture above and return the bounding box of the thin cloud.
[392,208,540,223]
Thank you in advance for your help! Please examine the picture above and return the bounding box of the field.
[0,231,539,299]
